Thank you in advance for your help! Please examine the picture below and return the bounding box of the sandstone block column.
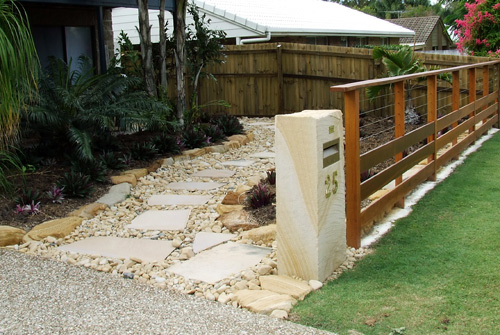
[275,110,346,282]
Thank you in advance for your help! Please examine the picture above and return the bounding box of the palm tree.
[0,0,39,150]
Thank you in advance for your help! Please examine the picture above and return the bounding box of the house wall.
[22,3,114,73]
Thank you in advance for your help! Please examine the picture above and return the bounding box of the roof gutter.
[236,31,272,45]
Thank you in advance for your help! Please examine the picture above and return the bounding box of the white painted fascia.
[195,0,267,36]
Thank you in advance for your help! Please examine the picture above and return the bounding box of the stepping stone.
[191,169,235,178]
[127,210,190,231]
[248,122,274,126]
[234,290,296,314]
[58,237,175,263]
[168,242,271,284]
[97,183,131,207]
[166,182,225,191]
[192,232,236,253]
[250,151,275,159]
[221,159,255,167]
[259,275,312,300]
[148,195,212,206]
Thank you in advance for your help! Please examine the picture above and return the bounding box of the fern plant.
[26,56,172,162]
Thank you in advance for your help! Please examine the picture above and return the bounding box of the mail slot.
[323,138,340,168]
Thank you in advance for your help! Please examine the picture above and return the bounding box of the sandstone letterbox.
[275,110,346,282]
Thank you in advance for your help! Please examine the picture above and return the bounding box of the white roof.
[196,0,414,38]
[112,0,413,47]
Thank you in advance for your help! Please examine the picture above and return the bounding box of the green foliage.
[130,142,158,161]
[99,151,126,170]
[0,149,23,195]
[112,31,143,79]
[14,187,42,206]
[266,170,276,185]
[151,133,182,155]
[212,114,244,136]
[57,172,93,198]
[182,125,208,149]
[247,183,273,209]
[0,0,39,150]
[26,56,172,162]
[71,158,108,184]
[201,123,226,144]
[46,185,65,204]
[186,4,227,112]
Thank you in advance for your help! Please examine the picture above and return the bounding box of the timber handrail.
[332,59,500,248]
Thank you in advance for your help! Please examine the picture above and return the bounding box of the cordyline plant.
[455,0,500,57]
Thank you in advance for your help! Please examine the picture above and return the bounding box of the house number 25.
[325,171,338,199]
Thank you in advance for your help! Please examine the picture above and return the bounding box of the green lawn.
[291,132,500,335]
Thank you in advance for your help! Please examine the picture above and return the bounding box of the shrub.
[71,158,108,184]
[266,169,276,185]
[151,134,182,155]
[182,125,208,149]
[16,201,40,215]
[57,172,93,198]
[46,185,65,204]
[118,153,133,166]
[99,151,126,170]
[14,187,43,206]
[130,142,158,161]
[213,114,244,136]
[201,123,226,143]
[247,183,273,209]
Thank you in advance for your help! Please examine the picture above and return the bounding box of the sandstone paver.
[192,232,236,253]
[222,159,256,167]
[58,236,175,263]
[191,169,236,178]
[127,209,191,231]
[168,242,271,284]
[166,181,225,190]
[148,194,212,206]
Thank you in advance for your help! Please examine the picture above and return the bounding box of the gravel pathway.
[0,250,334,335]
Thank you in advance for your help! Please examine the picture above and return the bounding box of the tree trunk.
[158,0,167,93]
[137,0,157,98]
[174,0,187,125]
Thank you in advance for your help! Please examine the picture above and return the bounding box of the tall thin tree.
[174,0,187,125]
[137,0,157,98]
[158,0,168,93]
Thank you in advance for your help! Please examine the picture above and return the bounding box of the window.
[33,26,94,73]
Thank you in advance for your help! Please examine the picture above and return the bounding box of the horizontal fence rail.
[331,60,500,248]
[166,43,492,116]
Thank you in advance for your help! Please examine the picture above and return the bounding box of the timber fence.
[188,43,492,116]
[331,60,500,248]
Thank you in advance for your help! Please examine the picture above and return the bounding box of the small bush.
[71,159,108,184]
[201,124,226,143]
[182,126,208,149]
[213,114,244,136]
[46,185,65,204]
[247,183,273,209]
[14,188,43,206]
[266,169,276,185]
[99,151,126,170]
[130,142,158,161]
[118,153,133,166]
[151,134,182,155]
[16,201,41,215]
[57,172,94,198]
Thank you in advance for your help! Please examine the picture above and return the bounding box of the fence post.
[468,68,476,134]
[427,75,437,181]
[452,71,460,146]
[277,44,284,114]
[482,65,489,125]
[497,63,500,128]
[345,90,361,248]
[394,81,405,208]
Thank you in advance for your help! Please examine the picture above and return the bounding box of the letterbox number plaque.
[325,171,338,199]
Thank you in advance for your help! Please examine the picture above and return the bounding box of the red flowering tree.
[455,0,500,57]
